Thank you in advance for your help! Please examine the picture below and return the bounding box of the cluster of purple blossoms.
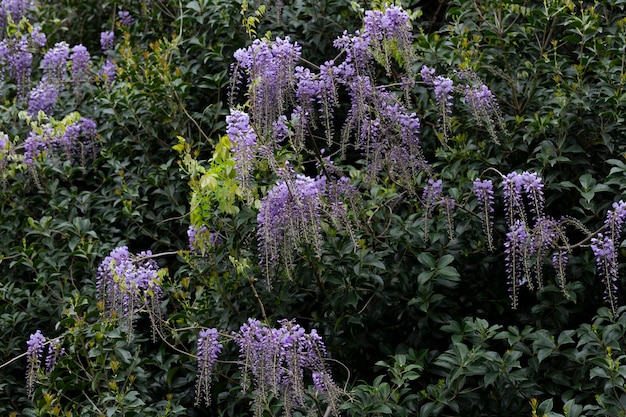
[96,246,162,339]
[100,58,116,84]
[362,4,413,75]
[504,220,528,309]
[502,170,545,227]
[233,318,342,417]
[232,37,302,137]
[525,216,560,291]
[25,330,63,397]
[226,110,258,190]
[0,0,32,32]
[69,44,90,85]
[27,42,70,116]
[25,329,45,396]
[187,224,220,254]
[473,179,495,251]
[195,328,222,406]
[420,65,454,140]
[30,25,45,47]
[465,84,497,114]
[117,10,134,27]
[100,31,114,52]
[497,171,574,306]
[420,66,506,143]
[23,127,50,167]
[604,200,626,242]
[41,41,69,82]
[587,200,626,314]
[591,233,619,314]
[2,35,32,99]
[22,117,98,168]
[98,30,116,84]
[257,174,326,286]
[27,80,57,115]
[458,69,506,143]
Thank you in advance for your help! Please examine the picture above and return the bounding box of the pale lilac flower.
[100,58,116,83]
[6,36,32,99]
[45,338,64,374]
[527,216,559,290]
[465,84,497,113]
[257,174,326,285]
[604,200,626,243]
[27,80,58,115]
[100,31,114,51]
[422,178,442,243]
[502,172,524,227]
[188,225,220,254]
[117,10,134,26]
[0,0,32,28]
[232,37,301,137]
[70,44,90,84]
[41,41,69,82]
[505,220,528,309]
[30,25,46,47]
[195,328,222,406]
[23,128,49,167]
[362,4,413,73]
[26,329,46,396]
[591,233,619,314]
[420,65,435,85]
[226,110,257,189]
[96,247,161,339]
[233,319,341,415]
[519,171,544,221]
[433,76,453,114]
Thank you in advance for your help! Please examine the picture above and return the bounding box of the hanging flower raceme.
[232,37,302,137]
[257,174,326,286]
[96,246,162,340]
[195,328,222,406]
[226,109,258,191]
[25,330,63,397]
[232,318,343,417]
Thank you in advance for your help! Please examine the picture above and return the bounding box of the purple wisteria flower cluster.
[0,13,98,115]
[0,0,32,34]
[232,36,302,137]
[420,66,505,143]
[229,5,426,194]
[590,201,626,313]
[257,174,327,286]
[422,178,443,243]
[187,224,220,254]
[362,4,413,75]
[21,116,98,169]
[232,318,342,416]
[226,109,258,191]
[195,328,222,406]
[473,171,573,308]
[474,170,626,311]
[25,330,63,396]
[96,246,162,340]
